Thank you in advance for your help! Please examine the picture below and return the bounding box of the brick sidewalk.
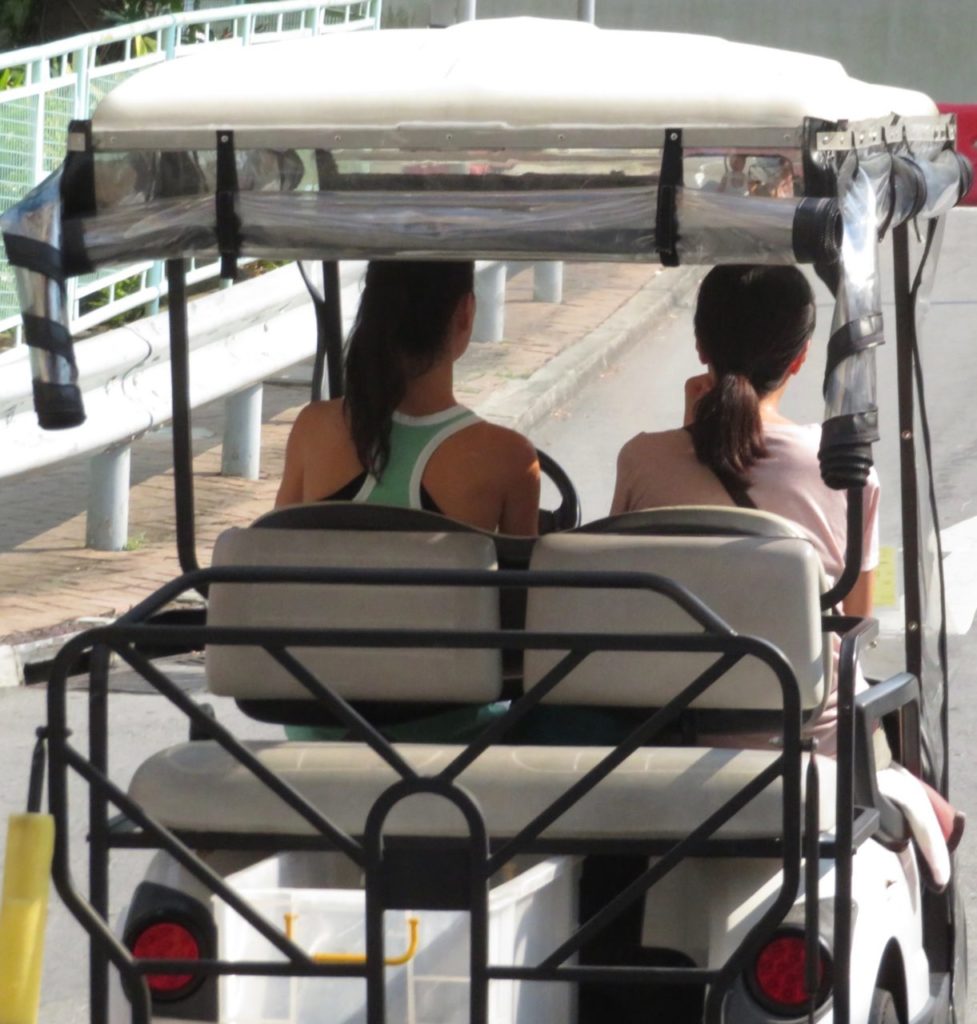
[0,262,671,650]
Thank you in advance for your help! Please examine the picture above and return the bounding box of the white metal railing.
[0,0,382,348]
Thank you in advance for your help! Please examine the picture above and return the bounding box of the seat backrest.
[579,505,815,541]
[524,525,827,713]
[206,526,502,703]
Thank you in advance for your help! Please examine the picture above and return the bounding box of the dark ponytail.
[689,265,816,490]
[343,260,474,476]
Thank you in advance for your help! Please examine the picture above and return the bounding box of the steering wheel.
[537,448,581,533]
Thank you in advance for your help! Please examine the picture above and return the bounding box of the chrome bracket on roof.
[815,115,956,152]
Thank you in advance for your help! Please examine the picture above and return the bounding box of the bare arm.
[274,409,310,508]
[842,568,875,618]
[499,444,541,536]
[610,442,634,516]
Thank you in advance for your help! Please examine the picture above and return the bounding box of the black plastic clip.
[655,127,683,267]
[215,130,240,281]
[63,119,96,219]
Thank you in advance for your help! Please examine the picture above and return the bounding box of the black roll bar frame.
[43,562,885,1024]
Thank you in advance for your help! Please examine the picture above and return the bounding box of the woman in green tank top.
[275,260,540,742]
[276,260,540,534]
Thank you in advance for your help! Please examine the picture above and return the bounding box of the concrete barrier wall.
[386,0,975,104]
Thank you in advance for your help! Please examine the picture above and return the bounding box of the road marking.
[876,547,899,608]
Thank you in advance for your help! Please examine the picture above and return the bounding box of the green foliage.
[79,270,152,329]
[0,65,26,90]
[0,0,40,49]
[99,0,182,26]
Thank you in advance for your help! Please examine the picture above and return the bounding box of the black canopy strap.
[655,127,683,267]
[818,411,878,490]
[822,313,885,392]
[2,234,66,281]
[21,314,75,362]
[215,130,240,281]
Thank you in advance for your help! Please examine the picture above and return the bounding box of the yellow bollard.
[0,814,55,1024]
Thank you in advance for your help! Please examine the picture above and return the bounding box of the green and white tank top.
[353,404,481,509]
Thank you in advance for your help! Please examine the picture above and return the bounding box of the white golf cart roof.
[92,18,938,152]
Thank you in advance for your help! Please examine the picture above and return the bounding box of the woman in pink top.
[612,264,878,618]
[611,264,961,861]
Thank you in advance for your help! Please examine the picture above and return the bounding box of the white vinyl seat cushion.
[129,740,836,840]
[206,527,502,703]
[525,532,828,712]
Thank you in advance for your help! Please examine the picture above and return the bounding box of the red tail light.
[130,920,202,998]
[750,932,832,1015]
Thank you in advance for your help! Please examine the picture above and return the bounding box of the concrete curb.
[0,617,115,688]
[0,644,21,688]
[477,266,703,433]
[1,265,702,686]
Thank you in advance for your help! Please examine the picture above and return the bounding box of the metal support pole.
[86,445,131,551]
[472,262,506,343]
[221,383,263,479]
[322,260,345,399]
[161,23,177,59]
[166,258,200,577]
[145,260,163,316]
[578,0,596,23]
[533,261,564,304]
[430,0,475,26]
[892,223,923,684]
[31,58,47,184]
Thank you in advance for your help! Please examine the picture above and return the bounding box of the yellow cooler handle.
[0,813,55,1024]
[284,912,420,966]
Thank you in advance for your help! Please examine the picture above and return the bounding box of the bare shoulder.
[471,421,539,467]
[624,429,685,454]
[293,398,344,428]
[290,399,345,440]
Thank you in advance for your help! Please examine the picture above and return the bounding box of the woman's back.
[278,396,539,533]
[276,260,540,535]
[614,421,879,583]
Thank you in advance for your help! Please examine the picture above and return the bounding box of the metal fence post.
[86,445,131,551]
[533,262,564,304]
[162,23,177,59]
[30,59,47,183]
[72,45,90,118]
[222,383,263,479]
[472,262,505,343]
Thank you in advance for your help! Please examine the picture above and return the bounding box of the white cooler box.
[215,857,579,1024]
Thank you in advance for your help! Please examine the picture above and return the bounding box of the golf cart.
[0,17,972,1024]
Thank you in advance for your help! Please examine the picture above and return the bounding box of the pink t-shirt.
[612,422,880,581]
[611,421,881,754]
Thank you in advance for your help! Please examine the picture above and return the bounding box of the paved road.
[4,210,975,1022]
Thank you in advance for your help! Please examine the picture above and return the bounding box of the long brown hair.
[690,265,816,489]
[343,260,474,476]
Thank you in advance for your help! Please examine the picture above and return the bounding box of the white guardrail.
[0,0,382,345]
